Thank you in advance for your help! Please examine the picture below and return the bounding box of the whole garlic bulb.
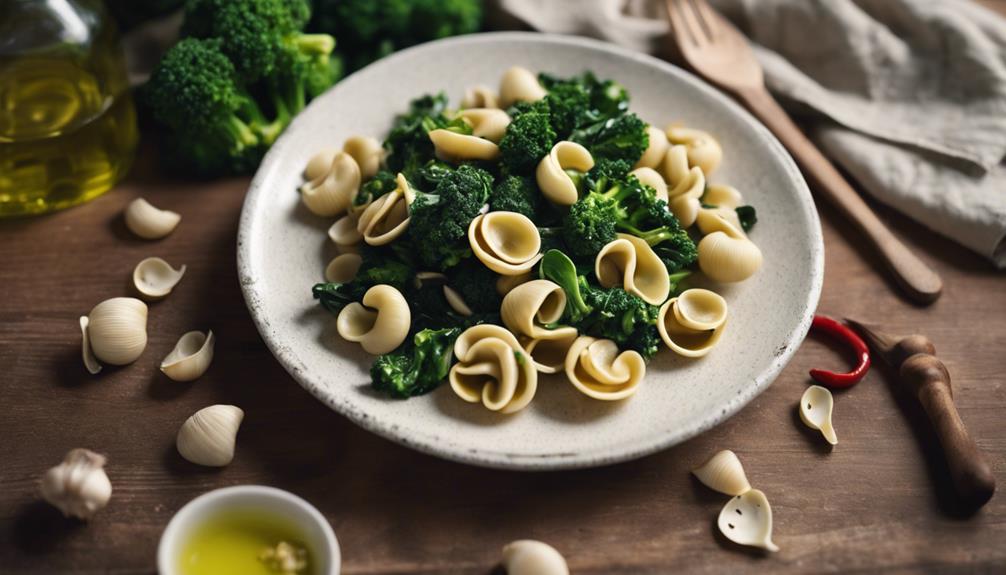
[82,297,148,369]
[39,448,112,520]
[177,405,244,467]
[502,540,569,575]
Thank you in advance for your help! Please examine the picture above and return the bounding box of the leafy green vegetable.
[569,113,649,166]
[354,170,398,208]
[736,205,758,233]
[450,260,502,314]
[383,93,471,182]
[539,250,592,323]
[580,285,661,359]
[408,165,494,270]
[370,327,461,397]
[311,247,413,313]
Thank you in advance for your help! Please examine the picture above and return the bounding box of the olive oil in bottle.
[0,0,138,216]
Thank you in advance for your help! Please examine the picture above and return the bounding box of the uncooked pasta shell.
[161,330,215,382]
[501,540,569,575]
[124,198,181,240]
[800,385,838,445]
[132,257,186,301]
[85,297,148,366]
[692,450,751,496]
[718,489,779,552]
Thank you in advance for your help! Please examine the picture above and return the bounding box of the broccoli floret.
[354,170,398,208]
[570,112,649,165]
[539,72,630,120]
[625,325,661,359]
[539,250,592,323]
[561,192,618,260]
[736,205,758,233]
[145,38,273,174]
[490,175,540,219]
[311,247,413,313]
[371,327,461,398]
[580,285,661,359]
[499,109,556,175]
[384,93,469,182]
[408,165,493,270]
[449,260,502,314]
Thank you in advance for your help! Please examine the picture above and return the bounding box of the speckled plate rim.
[238,32,824,471]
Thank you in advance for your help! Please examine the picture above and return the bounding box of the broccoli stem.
[225,115,260,150]
[293,34,336,56]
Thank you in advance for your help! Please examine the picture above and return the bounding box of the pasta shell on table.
[698,222,763,283]
[594,234,671,306]
[666,124,723,175]
[660,145,706,228]
[356,174,411,246]
[501,540,569,575]
[449,324,538,413]
[328,214,363,247]
[630,167,669,203]
[468,212,543,275]
[657,292,728,358]
[565,336,645,400]
[336,285,411,355]
[124,198,180,240]
[300,151,360,217]
[635,125,670,170]
[501,279,568,339]
[132,257,186,301]
[324,253,363,284]
[498,66,547,108]
[462,85,499,109]
[429,128,500,161]
[82,297,148,368]
[79,316,101,375]
[342,136,383,179]
[303,148,339,181]
[161,330,215,382]
[800,385,838,445]
[536,141,595,206]
[718,489,780,552]
[496,272,534,297]
[458,108,511,143]
[522,331,580,374]
[692,450,752,496]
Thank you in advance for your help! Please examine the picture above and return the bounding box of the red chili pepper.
[808,315,871,388]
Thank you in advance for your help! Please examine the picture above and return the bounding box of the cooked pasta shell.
[324,253,363,284]
[536,141,594,206]
[657,297,726,357]
[469,213,543,275]
[635,125,670,169]
[703,183,744,209]
[160,330,215,382]
[594,234,670,306]
[696,206,745,237]
[356,176,411,246]
[800,385,838,445]
[300,152,360,217]
[521,330,579,374]
[328,214,363,246]
[718,489,779,552]
[669,195,701,228]
[496,272,534,296]
[459,108,511,143]
[674,289,728,331]
[499,66,547,108]
[692,449,752,496]
[666,125,723,175]
[698,231,763,283]
[304,148,339,181]
[449,324,538,413]
[501,279,568,339]
[630,167,669,203]
[342,136,383,179]
[124,198,181,240]
[336,285,410,355]
[661,145,706,200]
[429,129,500,161]
[462,85,499,109]
[564,337,645,401]
[132,257,186,301]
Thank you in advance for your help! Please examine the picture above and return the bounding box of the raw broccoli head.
[570,112,649,165]
[499,109,556,175]
[580,285,661,359]
[408,165,494,270]
[449,259,502,314]
[490,174,540,220]
[370,327,461,398]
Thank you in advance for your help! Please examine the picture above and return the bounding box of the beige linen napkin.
[496,0,1006,267]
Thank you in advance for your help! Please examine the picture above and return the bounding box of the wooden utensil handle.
[736,87,943,304]
[902,355,996,508]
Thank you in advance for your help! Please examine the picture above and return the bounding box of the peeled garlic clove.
[40,448,112,520]
[501,540,569,575]
[124,198,181,240]
[161,330,215,382]
[132,257,186,301]
[176,405,244,467]
[692,450,751,496]
[79,316,101,375]
[800,385,838,445]
[443,285,473,317]
[84,297,148,366]
[718,489,779,552]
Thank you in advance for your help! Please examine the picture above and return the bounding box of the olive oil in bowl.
[179,511,315,575]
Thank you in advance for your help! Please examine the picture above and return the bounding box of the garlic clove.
[84,297,148,366]
[692,450,752,496]
[124,198,181,240]
[800,385,838,445]
[161,330,215,382]
[443,285,473,317]
[132,257,186,301]
[79,316,102,375]
[40,448,112,520]
[177,405,244,467]
[501,540,569,575]
[718,489,779,552]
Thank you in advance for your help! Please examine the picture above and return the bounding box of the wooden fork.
[665,0,943,304]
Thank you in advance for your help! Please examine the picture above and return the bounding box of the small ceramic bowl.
[157,485,340,575]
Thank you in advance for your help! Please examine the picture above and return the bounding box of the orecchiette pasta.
[501,280,575,339]
[660,144,705,227]
[357,173,411,245]
[328,214,362,246]
[697,215,762,283]
[666,125,723,175]
[657,289,728,357]
[499,66,547,108]
[449,324,538,413]
[469,212,544,275]
[696,184,746,236]
[300,151,361,217]
[324,253,362,284]
[459,108,511,143]
[496,272,534,297]
[595,234,671,306]
[565,336,645,400]
[635,125,670,170]
[429,128,500,161]
[522,331,579,374]
[536,141,594,206]
[336,284,411,355]
[343,136,383,180]
[629,167,669,203]
[462,85,499,109]
[703,183,744,209]
[304,148,339,181]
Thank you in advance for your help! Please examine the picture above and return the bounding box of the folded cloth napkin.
[494,0,1006,267]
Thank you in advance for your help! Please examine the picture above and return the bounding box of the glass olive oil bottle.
[0,0,138,216]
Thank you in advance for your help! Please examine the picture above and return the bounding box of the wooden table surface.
[3,22,1006,575]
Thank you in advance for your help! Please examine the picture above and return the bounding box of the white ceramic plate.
[238,33,823,470]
